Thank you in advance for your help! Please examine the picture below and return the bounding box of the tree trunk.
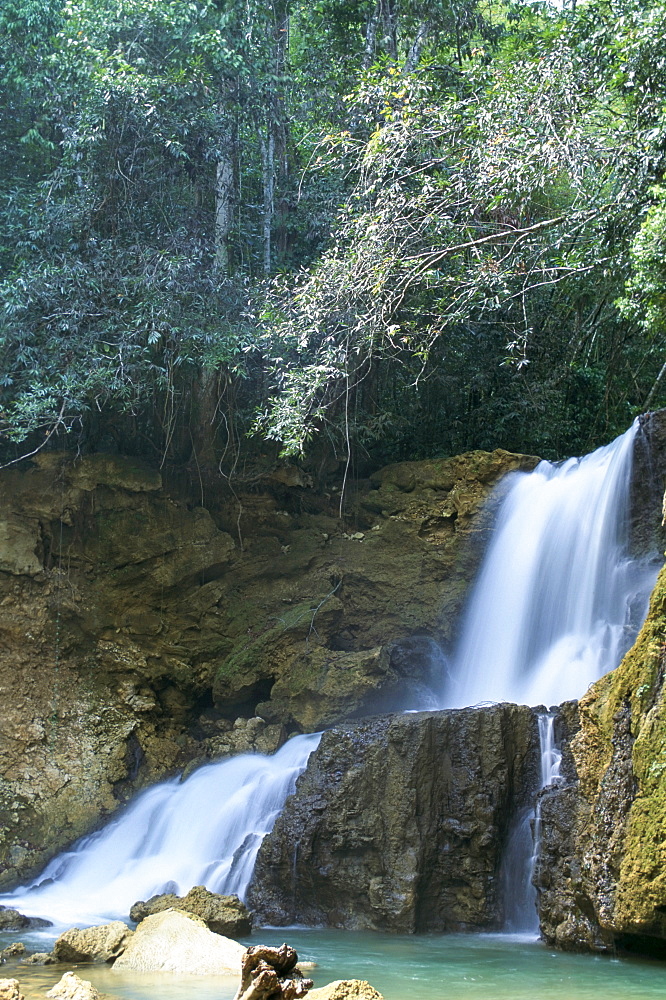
[215,129,234,275]
[363,0,381,68]
[404,20,430,74]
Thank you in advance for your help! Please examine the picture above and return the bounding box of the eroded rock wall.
[535,563,666,956]
[248,706,539,933]
[0,447,535,885]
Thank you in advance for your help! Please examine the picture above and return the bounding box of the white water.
[537,714,562,790]
[444,421,657,709]
[502,714,563,932]
[1,733,321,927]
[1,422,659,936]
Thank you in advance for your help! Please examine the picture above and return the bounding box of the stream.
[3,929,666,1000]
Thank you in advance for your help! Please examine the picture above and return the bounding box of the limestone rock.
[112,908,245,974]
[0,445,533,886]
[45,971,100,1000]
[535,562,666,954]
[0,907,50,930]
[129,887,252,936]
[249,706,538,932]
[309,982,384,1000]
[234,943,312,1000]
[0,980,23,1000]
[0,944,25,961]
[20,953,56,965]
[53,921,133,963]
[630,410,666,556]
[0,909,29,931]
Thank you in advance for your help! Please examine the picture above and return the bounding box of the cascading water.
[445,420,659,930]
[443,420,657,710]
[0,421,659,937]
[501,714,563,932]
[0,732,320,928]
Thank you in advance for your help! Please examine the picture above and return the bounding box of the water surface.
[3,930,665,1000]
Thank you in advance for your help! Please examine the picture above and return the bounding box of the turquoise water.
[3,929,666,1000]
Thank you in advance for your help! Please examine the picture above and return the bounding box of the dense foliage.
[0,0,664,475]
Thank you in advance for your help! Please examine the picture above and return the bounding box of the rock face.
[630,409,666,557]
[52,921,133,963]
[0,446,535,885]
[112,908,245,974]
[249,706,538,932]
[129,886,252,936]
[535,561,666,955]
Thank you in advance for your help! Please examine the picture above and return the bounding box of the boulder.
[309,982,384,1000]
[249,706,538,932]
[46,972,100,1000]
[20,953,56,965]
[0,980,23,1000]
[0,945,24,961]
[53,921,133,963]
[129,886,252,936]
[233,944,312,1000]
[0,907,50,930]
[112,908,245,974]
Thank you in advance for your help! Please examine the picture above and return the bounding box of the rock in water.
[0,980,24,1000]
[0,907,50,930]
[249,706,538,932]
[53,921,133,963]
[112,908,245,974]
[0,944,25,961]
[46,972,99,1000]
[309,983,384,1000]
[129,886,252,936]
[20,953,57,965]
[233,943,313,1000]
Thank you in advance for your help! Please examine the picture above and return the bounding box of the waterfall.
[0,733,321,928]
[0,421,659,935]
[501,714,563,931]
[444,420,659,932]
[444,420,657,709]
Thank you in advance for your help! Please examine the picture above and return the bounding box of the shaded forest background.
[1,0,665,482]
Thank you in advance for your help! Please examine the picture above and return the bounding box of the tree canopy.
[0,0,664,476]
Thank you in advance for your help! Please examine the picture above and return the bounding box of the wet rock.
[535,561,666,955]
[0,446,531,885]
[249,706,538,932]
[52,921,133,963]
[234,943,312,1000]
[0,945,25,962]
[112,908,245,974]
[0,980,23,1000]
[309,983,384,1000]
[21,953,56,965]
[45,971,100,1000]
[0,907,50,930]
[630,409,666,556]
[129,886,252,937]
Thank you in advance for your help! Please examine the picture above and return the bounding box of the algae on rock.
[536,562,666,954]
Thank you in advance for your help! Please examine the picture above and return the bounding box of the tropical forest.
[0,2,665,999]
